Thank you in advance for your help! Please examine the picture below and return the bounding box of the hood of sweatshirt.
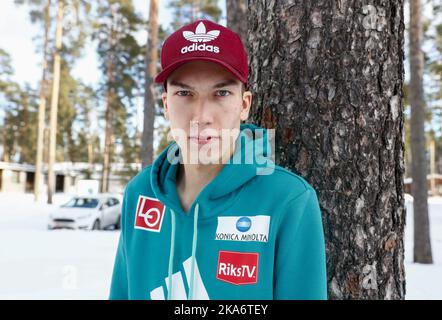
[150,123,275,220]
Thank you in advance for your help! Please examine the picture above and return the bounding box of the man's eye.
[216,90,231,97]
[176,90,191,96]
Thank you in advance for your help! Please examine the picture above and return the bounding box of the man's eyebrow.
[168,79,239,90]
[169,80,195,90]
[212,79,239,89]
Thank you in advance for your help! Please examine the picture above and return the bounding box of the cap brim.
[154,56,247,84]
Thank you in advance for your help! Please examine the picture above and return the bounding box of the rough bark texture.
[409,0,433,264]
[226,0,248,51]
[141,0,159,168]
[248,0,406,299]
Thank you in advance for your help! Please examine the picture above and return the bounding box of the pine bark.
[248,0,406,299]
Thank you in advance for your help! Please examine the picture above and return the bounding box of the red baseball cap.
[154,19,248,87]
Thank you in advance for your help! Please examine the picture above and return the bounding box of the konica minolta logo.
[236,217,252,232]
[181,22,220,54]
[215,216,270,243]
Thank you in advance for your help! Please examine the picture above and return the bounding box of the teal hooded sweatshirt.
[109,123,327,300]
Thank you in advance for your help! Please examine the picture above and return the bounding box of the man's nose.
[192,97,214,125]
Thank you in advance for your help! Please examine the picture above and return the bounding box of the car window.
[61,198,99,209]
[106,198,114,207]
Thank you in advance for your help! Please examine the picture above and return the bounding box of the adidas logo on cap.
[154,19,249,85]
[181,22,220,54]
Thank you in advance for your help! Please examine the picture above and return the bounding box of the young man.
[109,19,327,300]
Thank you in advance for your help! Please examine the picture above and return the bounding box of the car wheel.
[114,215,121,230]
[92,219,101,230]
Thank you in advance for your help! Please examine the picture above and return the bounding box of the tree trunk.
[87,133,94,178]
[248,1,406,299]
[409,0,433,264]
[429,137,436,196]
[47,0,64,204]
[2,118,10,162]
[101,53,114,193]
[141,0,159,168]
[101,8,116,194]
[34,0,51,202]
[226,0,248,50]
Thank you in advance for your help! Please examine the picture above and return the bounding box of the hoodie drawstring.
[188,202,199,300]
[166,203,199,300]
[167,208,176,300]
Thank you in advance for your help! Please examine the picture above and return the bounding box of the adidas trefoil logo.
[181,22,220,54]
[183,21,220,42]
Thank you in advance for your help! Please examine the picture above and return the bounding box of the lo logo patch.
[134,195,165,232]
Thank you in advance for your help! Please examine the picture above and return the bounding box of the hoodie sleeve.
[109,189,129,300]
[274,187,327,300]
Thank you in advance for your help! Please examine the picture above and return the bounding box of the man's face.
[161,60,252,165]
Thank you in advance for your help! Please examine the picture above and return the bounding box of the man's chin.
[181,149,233,166]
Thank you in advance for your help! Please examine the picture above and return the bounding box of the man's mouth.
[188,135,220,145]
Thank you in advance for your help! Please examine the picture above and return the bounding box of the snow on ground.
[0,192,440,299]
[404,196,442,299]
[0,192,119,299]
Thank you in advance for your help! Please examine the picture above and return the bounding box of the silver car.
[48,194,122,230]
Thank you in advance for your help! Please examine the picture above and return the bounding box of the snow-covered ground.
[404,196,442,299]
[0,193,119,299]
[0,192,440,299]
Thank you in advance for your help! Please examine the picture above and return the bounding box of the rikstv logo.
[216,251,259,285]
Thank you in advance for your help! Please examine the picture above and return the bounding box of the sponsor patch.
[216,251,259,285]
[134,195,165,232]
[215,215,270,242]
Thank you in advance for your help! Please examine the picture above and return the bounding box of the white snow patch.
[404,195,442,299]
[0,192,119,299]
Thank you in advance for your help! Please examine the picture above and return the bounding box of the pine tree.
[93,0,143,192]
[167,0,221,32]
[141,0,159,168]
[47,0,64,204]
[409,0,433,264]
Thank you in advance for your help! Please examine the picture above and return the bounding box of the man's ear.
[240,91,252,121]
[162,92,169,120]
